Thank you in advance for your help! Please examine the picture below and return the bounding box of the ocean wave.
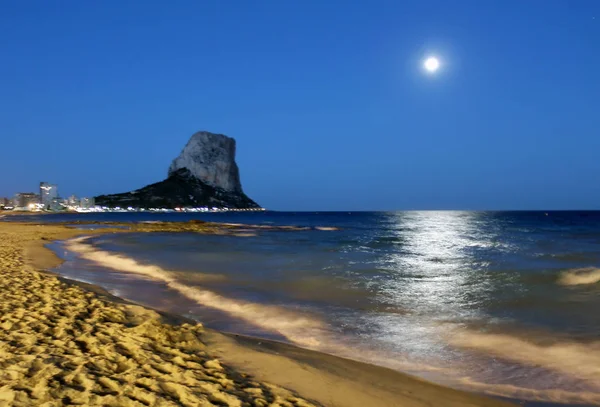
[65,237,327,348]
[62,238,459,373]
[558,267,600,286]
[456,377,600,405]
[232,232,257,237]
[220,222,339,231]
[63,236,600,404]
[448,329,600,388]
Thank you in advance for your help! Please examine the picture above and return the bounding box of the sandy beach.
[0,220,516,407]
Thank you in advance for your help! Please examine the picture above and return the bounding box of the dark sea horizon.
[11,211,600,406]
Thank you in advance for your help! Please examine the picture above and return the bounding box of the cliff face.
[95,131,260,209]
[169,131,242,193]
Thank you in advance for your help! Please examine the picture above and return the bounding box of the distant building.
[14,193,39,210]
[48,197,67,212]
[0,197,10,208]
[68,195,78,206]
[80,197,95,209]
[40,182,58,208]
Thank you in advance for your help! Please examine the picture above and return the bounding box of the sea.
[9,211,600,406]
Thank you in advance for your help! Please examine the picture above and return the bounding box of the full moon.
[424,56,440,73]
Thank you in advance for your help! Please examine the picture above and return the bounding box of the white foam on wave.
[558,267,600,286]
[63,238,453,370]
[65,237,327,348]
[456,377,600,405]
[449,329,600,387]
[446,328,600,404]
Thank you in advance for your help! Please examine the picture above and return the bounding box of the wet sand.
[0,221,516,407]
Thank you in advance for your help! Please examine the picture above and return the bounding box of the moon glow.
[424,57,440,73]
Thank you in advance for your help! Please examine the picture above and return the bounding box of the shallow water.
[50,211,600,405]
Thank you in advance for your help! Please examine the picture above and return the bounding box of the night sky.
[1,1,599,210]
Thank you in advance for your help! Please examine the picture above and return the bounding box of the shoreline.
[1,220,516,406]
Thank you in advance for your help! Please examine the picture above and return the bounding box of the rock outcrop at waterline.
[95,131,260,209]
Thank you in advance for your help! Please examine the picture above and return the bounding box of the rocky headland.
[95,131,260,209]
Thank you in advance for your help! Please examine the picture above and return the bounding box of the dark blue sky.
[1,1,599,210]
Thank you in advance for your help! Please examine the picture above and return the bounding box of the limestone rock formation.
[95,131,260,209]
[169,131,242,193]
